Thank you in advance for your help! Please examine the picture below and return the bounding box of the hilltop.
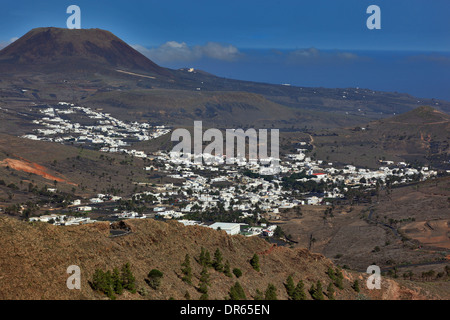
[0,27,170,77]
[0,216,436,300]
[385,106,450,125]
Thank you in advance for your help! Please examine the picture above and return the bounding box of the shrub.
[147,269,163,290]
[233,268,243,278]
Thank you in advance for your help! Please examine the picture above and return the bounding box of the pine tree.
[250,253,260,272]
[213,248,224,272]
[223,260,232,277]
[181,254,192,284]
[309,283,316,299]
[91,269,104,292]
[264,283,277,300]
[199,247,206,266]
[204,250,212,268]
[198,282,208,294]
[335,268,344,290]
[112,267,123,295]
[198,265,210,299]
[121,263,136,293]
[285,275,295,299]
[312,280,325,300]
[327,266,336,280]
[352,279,360,293]
[292,280,307,300]
[200,265,210,286]
[327,282,335,300]
[229,282,247,300]
[103,270,115,299]
[254,289,264,300]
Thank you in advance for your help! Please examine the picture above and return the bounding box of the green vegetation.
[198,266,210,300]
[213,248,224,272]
[199,247,212,267]
[264,283,278,300]
[250,253,260,272]
[327,282,335,300]
[90,263,136,299]
[181,254,192,284]
[284,275,295,298]
[253,289,264,300]
[281,171,327,193]
[292,280,307,300]
[223,260,232,278]
[352,280,360,293]
[327,266,336,281]
[228,282,247,300]
[147,269,164,290]
[233,268,243,278]
[112,268,123,295]
[334,268,344,290]
[309,280,325,300]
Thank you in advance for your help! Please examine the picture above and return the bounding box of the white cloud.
[133,41,242,63]
[0,37,18,50]
[200,42,240,61]
[290,47,320,58]
[287,47,361,63]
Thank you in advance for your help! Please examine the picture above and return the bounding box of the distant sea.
[161,49,450,101]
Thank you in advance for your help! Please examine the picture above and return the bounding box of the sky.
[0,0,449,100]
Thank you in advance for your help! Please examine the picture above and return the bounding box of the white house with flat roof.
[208,222,241,235]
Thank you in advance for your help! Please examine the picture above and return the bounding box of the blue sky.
[1,0,449,51]
[1,1,449,100]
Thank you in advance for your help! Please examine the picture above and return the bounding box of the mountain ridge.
[1,27,449,132]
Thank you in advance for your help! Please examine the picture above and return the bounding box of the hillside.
[0,216,437,300]
[310,106,450,169]
[276,176,450,279]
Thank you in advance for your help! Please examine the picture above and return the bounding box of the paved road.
[109,229,131,237]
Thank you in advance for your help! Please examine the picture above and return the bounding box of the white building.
[76,206,93,212]
[208,222,241,235]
